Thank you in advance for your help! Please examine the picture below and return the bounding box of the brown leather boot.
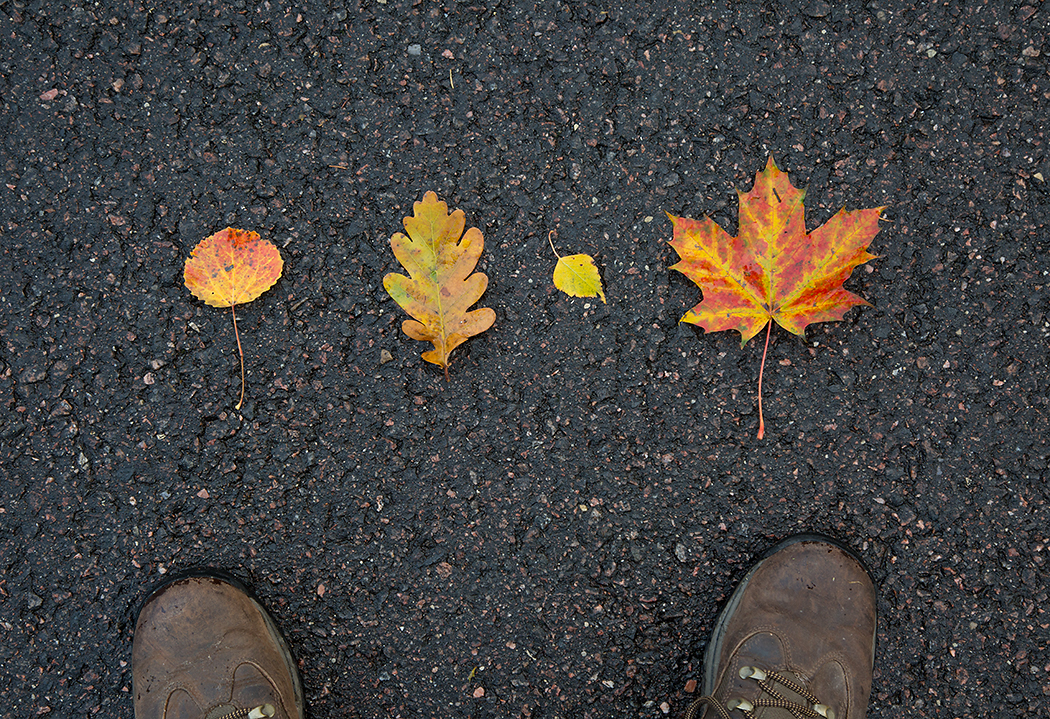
[686,535,877,719]
[133,573,304,719]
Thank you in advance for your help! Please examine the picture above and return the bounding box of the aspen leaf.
[384,192,495,378]
[669,156,883,438]
[549,232,606,303]
[184,227,283,409]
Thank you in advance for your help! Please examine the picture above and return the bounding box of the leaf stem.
[757,319,772,439]
[231,302,246,410]
[547,230,561,258]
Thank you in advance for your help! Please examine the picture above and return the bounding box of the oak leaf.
[184,227,283,409]
[669,156,883,438]
[384,192,495,377]
[549,231,606,303]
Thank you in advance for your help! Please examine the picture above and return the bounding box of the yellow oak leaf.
[383,192,495,377]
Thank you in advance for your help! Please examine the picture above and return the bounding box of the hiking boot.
[686,535,876,719]
[133,572,304,719]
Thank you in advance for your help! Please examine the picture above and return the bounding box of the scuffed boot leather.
[133,573,304,719]
[687,535,877,719]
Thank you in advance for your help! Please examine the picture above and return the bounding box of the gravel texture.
[1,1,1048,717]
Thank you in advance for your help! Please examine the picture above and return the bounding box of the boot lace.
[684,666,835,719]
[212,705,275,719]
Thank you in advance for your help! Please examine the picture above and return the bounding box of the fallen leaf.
[549,231,606,303]
[669,156,883,438]
[384,192,495,378]
[184,227,283,307]
[184,227,283,409]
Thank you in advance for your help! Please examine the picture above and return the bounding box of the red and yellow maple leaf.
[669,156,883,438]
[184,227,283,409]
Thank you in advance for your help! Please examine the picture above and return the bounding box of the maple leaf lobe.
[669,156,882,345]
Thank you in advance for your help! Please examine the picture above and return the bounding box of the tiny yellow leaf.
[553,253,606,303]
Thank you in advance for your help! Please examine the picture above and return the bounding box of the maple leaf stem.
[757,319,772,440]
[231,302,246,410]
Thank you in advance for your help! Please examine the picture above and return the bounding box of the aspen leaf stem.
[757,319,771,439]
[231,303,246,410]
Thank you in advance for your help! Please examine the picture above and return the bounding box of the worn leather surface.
[133,576,304,719]
[705,540,877,719]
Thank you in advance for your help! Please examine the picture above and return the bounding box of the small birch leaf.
[549,232,606,303]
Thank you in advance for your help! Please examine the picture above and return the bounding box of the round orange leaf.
[184,227,283,308]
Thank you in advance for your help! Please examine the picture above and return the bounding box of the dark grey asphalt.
[1,2,1047,717]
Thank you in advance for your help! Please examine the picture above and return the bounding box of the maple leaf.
[669,156,883,438]
[384,192,495,378]
[184,227,283,410]
[549,231,606,303]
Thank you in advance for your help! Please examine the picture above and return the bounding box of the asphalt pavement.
[1,1,1047,717]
